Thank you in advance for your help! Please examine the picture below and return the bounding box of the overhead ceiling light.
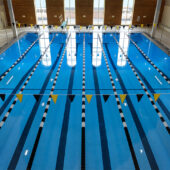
[82,15,86,18]
[112,15,115,18]
[143,16,147,18]
[54,15,57,18]
[22,15,26,18]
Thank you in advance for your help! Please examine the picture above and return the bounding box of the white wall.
[160,0,170,32]
[0,0,7,29]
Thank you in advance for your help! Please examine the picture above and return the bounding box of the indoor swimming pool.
[0,31,169,170]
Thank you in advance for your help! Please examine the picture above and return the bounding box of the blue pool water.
[0,32,169,170]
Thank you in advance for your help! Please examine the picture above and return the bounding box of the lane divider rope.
[98,34,140,169]
[112,34,170,134]
[127,35,170,84]
[0,34,57,129]
[0,34,43,81]
[26,34,71,169]
[104,43,159,169]
[81,33,86,170]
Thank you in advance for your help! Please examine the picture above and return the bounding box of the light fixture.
[22,15,26,18]
[112,15,115,18]
[82,15,86,18]
[137,16,140,22]
[54,15,57,18]
[143,16,147,18]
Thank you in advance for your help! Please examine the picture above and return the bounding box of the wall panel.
[104,0,123,26]
[76,0,93,25]
[3,0,10,26]
[3,0,36,25]
[132,0,165,25]
[46,0,64,25]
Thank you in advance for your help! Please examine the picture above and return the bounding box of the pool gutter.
[0,31,27,55]
[142,32,170,56]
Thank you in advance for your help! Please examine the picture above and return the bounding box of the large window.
[121,0,135,25]
[34,0,47,25]
[93,0,105,25]
[64,0,75,25]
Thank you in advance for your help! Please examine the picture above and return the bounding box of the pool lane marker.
[55,68,76,170]
[26,34,71,169]
[8,39,65,170]
[8,39,65,169]
[0,34,42,81]
[104,43,159,170]
[128,35,170,84]
[0,34,57,129]
[104,44,170,120]
[98,35,140,169]
[92,58,112,169]
[81,34,86,170]
[112,34,170,134]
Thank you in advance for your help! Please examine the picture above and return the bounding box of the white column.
[151,0,162,37]
[7,0,18,37]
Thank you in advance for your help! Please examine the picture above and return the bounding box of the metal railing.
[0,22,169,54]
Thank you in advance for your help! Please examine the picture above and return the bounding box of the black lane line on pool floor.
[0,34,57,129]
[112,34,170,135]
[81,34,86,170]
[0,34,42,81]
[8,35,66,170]
[0,34,56,117]
[104,43,159,170]
[55,66,76,170]
[105,39,170,121]
[106,42,170,121]
[86,43,111,170]
[127,35,170,84]
[91,57,112,169]
[0,61,39,115]
[98,35,140,170]
[87,41,112,170]
[26,35,71,169]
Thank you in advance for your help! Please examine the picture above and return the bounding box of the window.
[121,0,135,25]
[93,0,105,25]
[34,0,47,25]
[64,0,75,25]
